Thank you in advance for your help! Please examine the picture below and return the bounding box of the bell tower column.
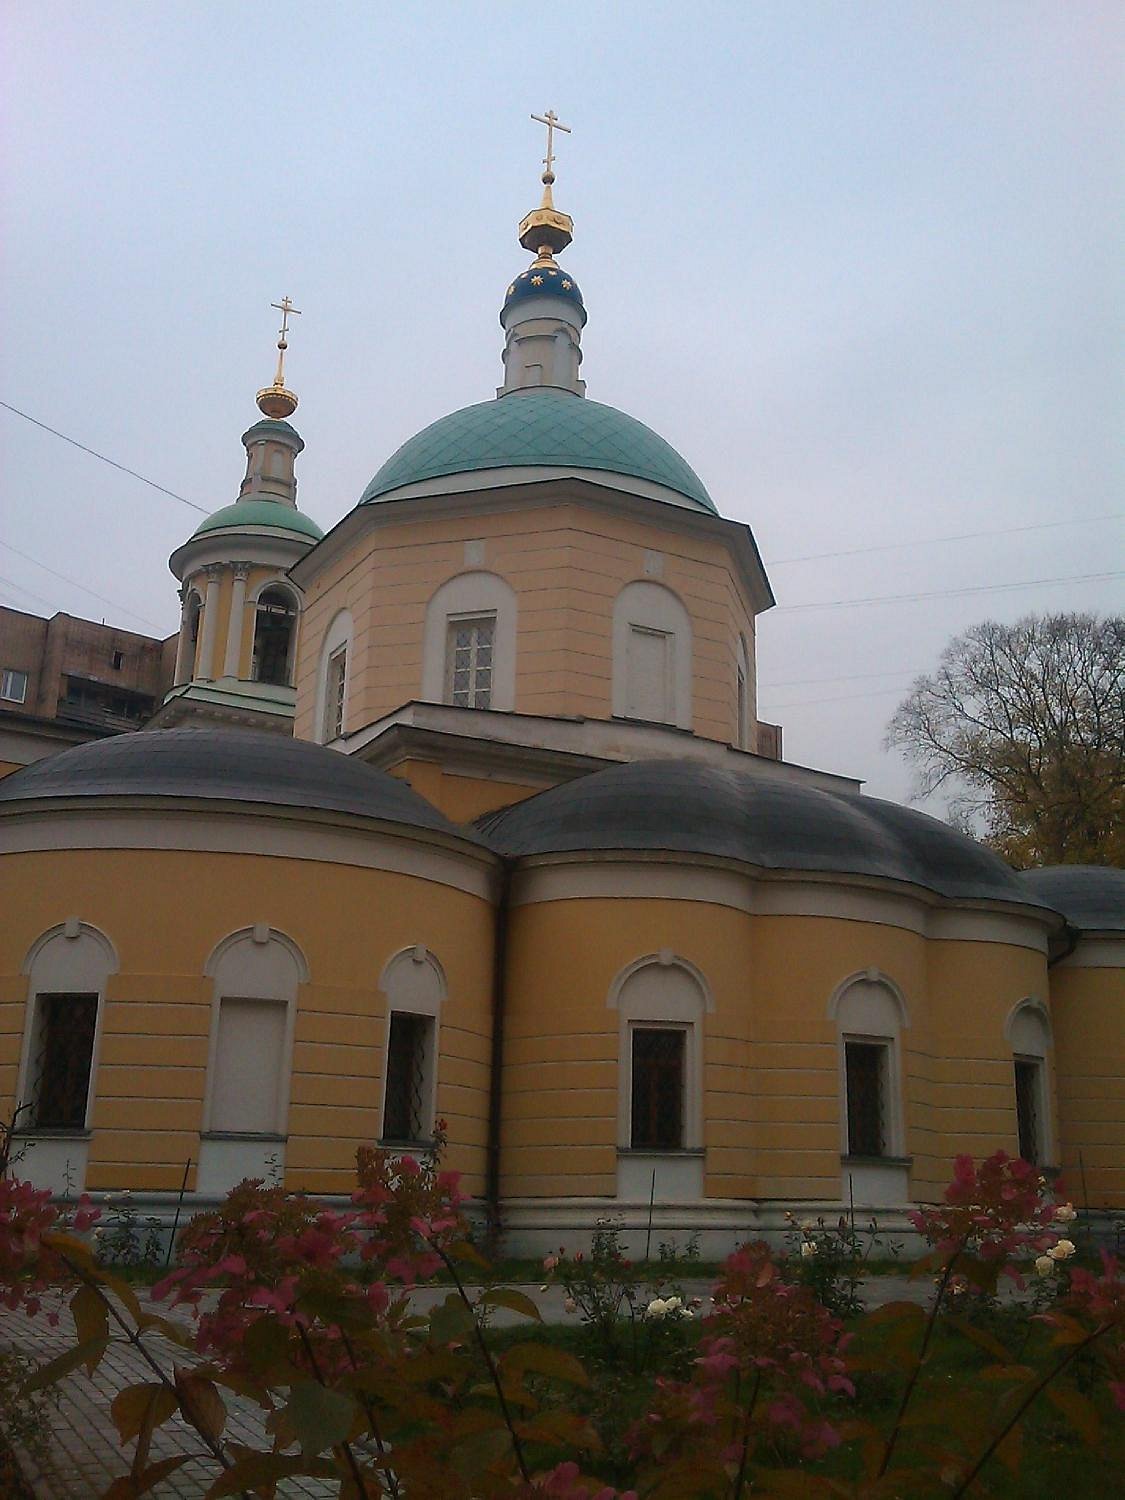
[223,564,251,678]
[197,566,222,681]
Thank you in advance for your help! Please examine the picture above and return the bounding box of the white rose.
[644,1298,668,1320]
[1054,1204,1077,1224]
[664,1296,682,1311]
[1034,1255,1055,1277]
[1047,1239,1076,1261]
[801,1241,817,1259]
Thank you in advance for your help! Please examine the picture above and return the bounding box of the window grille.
[1,668,28,704]
[31,993,98,1129]
[445,615,495,709]
[324,646,347,740]
[631,1027,685,1150]
[383,1013,430,1142]
[845,1041,887,1157]
[252,589,298,687]
[1014,1058,1042,1164]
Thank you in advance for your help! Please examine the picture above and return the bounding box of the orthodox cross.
[270,296,301,385]
[531,109,570,178]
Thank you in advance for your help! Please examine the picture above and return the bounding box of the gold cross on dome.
[271,295,301,344]
[531,108,570,177]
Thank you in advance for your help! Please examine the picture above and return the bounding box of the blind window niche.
[382,1012,434,1144]
[630,1025,686,1151]
[844,1039,889,1158]
[30,993,98,1129]
[210,997,286,1135]
[625,625,672,723]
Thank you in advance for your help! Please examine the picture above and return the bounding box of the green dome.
[192,500,324,541]
[361,389,717,513]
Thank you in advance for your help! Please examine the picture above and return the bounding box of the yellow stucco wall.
[1050,962,1124,1210]
[386,760,544,823]
[0,760,22,779]
[501,898,1059,1205]
[294,497,758,748]
[0,847,494,1197]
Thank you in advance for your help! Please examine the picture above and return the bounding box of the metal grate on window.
[631,1027,685,1150]
[446,616,495,709]
[383,1013,429,1142]
[845,1041,887,1157]
[1014,1059,1041,1165]
[32,993,98,1129]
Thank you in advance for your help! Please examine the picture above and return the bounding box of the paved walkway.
[1,1275,938,1497]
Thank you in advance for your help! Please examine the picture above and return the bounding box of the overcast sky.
[2,1,1121,804]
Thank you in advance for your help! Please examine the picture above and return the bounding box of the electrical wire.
[774,570,1123,613]
[0,540,166,634]
[766,512,1122,566]
[0,400,208,514]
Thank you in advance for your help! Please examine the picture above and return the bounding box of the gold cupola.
[517,109,574,261]
[256,296,301,420]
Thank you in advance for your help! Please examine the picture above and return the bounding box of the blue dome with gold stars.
[503,262,586,324]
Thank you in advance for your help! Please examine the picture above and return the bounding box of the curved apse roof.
[360,388,717,513]
[1015,865,1125,933]
[480,758,1053,910]
[0,726,480,846]
[191,500,324,542]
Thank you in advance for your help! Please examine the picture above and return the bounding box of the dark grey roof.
[1015,865,1125,933]
[0,727,484,847]
[480,759,1050,909]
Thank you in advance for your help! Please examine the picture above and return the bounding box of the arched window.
[17,921,117,1193]
[378,947,445,1145]
[735,635,752,749]
[199,926,306,1195]
[422,572,517,713]
[612,581,693,729]
[251,585,299,687]
[829,971,909,1160]
[1006,1000,1052,1166]
[609,953,711,1202]
[316,608,354,743]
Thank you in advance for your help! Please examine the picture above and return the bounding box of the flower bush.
[0,1147,1120,1498]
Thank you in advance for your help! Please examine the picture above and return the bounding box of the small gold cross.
[271,295,302,345]
[531,108,570,178]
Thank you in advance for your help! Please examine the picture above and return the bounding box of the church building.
[1,120,1121,1251]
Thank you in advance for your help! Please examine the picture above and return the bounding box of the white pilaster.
[197,566,222,682]
[222,565,250,679]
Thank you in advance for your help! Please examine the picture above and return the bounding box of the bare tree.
[886,613,1124,868]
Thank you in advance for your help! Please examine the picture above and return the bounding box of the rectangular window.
[1,668,28,704]
[383,1013,432,1142]
[31,993,98,1129]
[210,998,286,1134]
[445,615,495,709]
[625,625,672,723]
[845,1040,888,1157]
[630,1026,685,1150]
[1014,1058,1043,1165]
[736,664,747,748]
[323,645,347,740]
[111,650,125,671]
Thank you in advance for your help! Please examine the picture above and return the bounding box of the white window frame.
[314,609,353,744]
[249,580,301,689]
[422,572,517,712]
[378,946,445,1146]
[1,668,29,704]
[1005,999,1054,1166]
[829,970,909,1162]
[444,611,497,709]
[611,580,693,730]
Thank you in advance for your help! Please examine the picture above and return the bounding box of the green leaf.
[945,1315,1014,1362]
[100,1456,190,1498]
[242,1313,295,1374]
[297,1286,374,1332]
[110,1382,178,1446]
[136,1311,194,1348]
[449,1238,491,1271]
[71,1283,109,1346]
[501,1341,589,1386]
[22,1335,109,1392]
[174,1368,227,1444]
[863,1299,927,1325]
[1045,1384,1101,1445]
[477,1286,542,1321]
[429,1291,476,1343]
[285,1379,358,1456]
[205,1452,338,1498]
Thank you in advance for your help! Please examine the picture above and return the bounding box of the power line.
[774,570,1123,614]
[0,400,208,514]
[0,540,166,634]
[0,573,57,614]
[760,666,918,689]
[760,684,913,711]
[766,512,1122,566]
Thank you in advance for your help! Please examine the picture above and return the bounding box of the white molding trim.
[204,926,310,985]
[1004,995,1052,1049]
[827,968,911,1029]
[314,608,354,744]
[1055,937,1125,969]
[376,946,447,1142]
[0,806,498,900]
[21,920,119,977]
[612,579,693,730]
